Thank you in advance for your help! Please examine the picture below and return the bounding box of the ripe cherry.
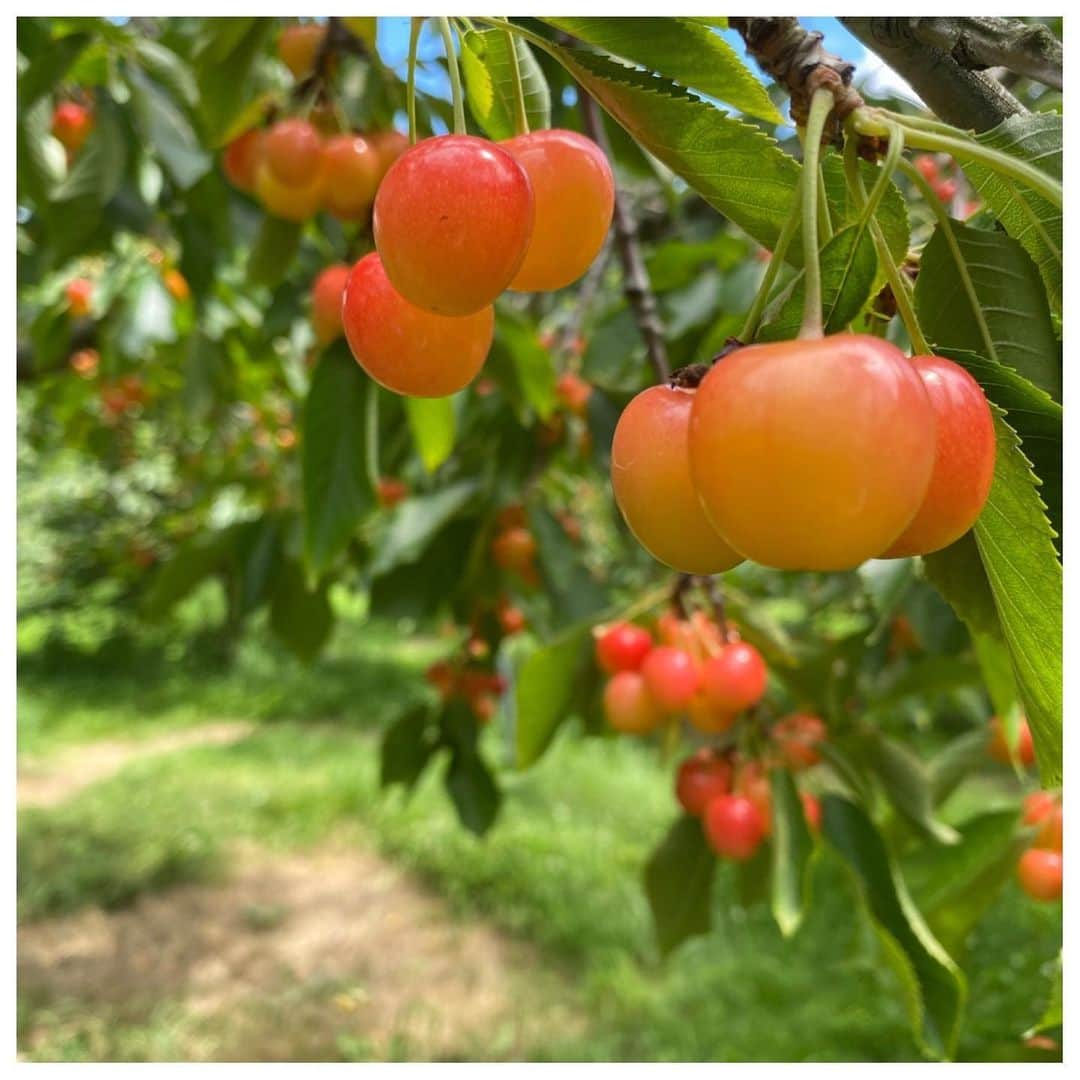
[801,792,822,832]
[555,371,593,417]
[686,692,737,735]
[496,505,528,531]
[883,356,996,557]
[367,129,410,183]
[311,263,351,345]
[223,129,263,192]
[771,713,827,771]
[704,794,767,860]
[988,715,1035,766]
[164,269,190,302]
[676,749,733,816]
[736,761,773,836]
[52,101,93,154]
[341,253,493,397]
[66,278,93,316]
[700,642,767,712]
[322,134,381,220]
[603,671,663,735]
[69,348,99,378]
[491,526,538,574]
[934,179,959,203]
[641,646,700,713]
[263,119,324,187]
[1024,790,1059,826]
[1017,848,1062,902]
[594,622,653,675]
[689,334,937,570]
[472,693,499,724]
[278,22,327,79]
[500,128,614,292]
[1023,793,1062,852]
[498,604,527,636]
[375,477,409,509]
[913,155,939,183]
[611,385,743,574]
[255,158,324,222]
[373,135,534,316]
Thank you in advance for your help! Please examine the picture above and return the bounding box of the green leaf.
[269,560,333,662]
[133,39,198,108]
[462,29,550,140]
[488,314,557,421]
[866,654,982,715]
[51,97,127,206]
[113,273,176,357]
[643,814,717,956]
[404,395,457,473]
[822,795,967,1060]
[195,18,274,146]
[1024,954,1062,1039]
[927,730,994,806]
[915,221,1060,401]
[380,706,438,791]
[859,559,917,644]
[959,113,1062,315]
[769,769,815,937]
[142,527,237,619]
[127,67,211,190]
[444,744,501,836]
[236,515,282,616]
[17,31,90,108]
[529,504,608,625]
[542,17,783,125]
[302,343,373,575]
[247,216,303,289]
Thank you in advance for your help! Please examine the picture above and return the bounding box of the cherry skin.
[500,128,614,292]
[801,792,822,832]
[594,622,654,675]
[321,134,381,220]
[375,477,409,509]
[555,371,593,417]
[736,761,774,836]
[988,715,1035,766]
[641,646,700,713]
[771,713,827,771]
[278,22,327,79]
[686,692,738,735]
[223,129,263,192]
[311,263,351,345]
[603,671,664,735]
[611,385,743,575]
[263,119,324,187]
[704,794,767,860]
[70,348,99,378]
[52,101,94,154]
[1023,790,1059,826]
[676,749,733,816]
[492,527,538,574]
[1017,848,1062,902]
[498,604,527,636]
[342,253,494,397]
[373,135,534,316]
[913,155,940,183]
[367,129,410,184]
[883,356,996,557]
[688,334,937,570]
[66,278,93,317]
[255,158,325,222]
[700,642,767,712]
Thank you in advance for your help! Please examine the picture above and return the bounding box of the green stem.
[899,155,999,363]
[817,164,834,243]
[436,16,466,135]
[471,14,554,55]
[365,381,381,489]
[406,17,422,145]
[797,88,835,341]
[857,123,904,231]
[739,180,803,342]
[504,26,530,135]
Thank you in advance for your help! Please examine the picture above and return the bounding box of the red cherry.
[704,794,767,860]
[913,155,940,183]
[69,348,99,378]
[736,761,774,836]
[686,692,738,735]
[555,371,593,417]
[801,792,822,832]
[65,278,93,316]
[278,22,327,79]
[700,642,767,712]
[52,101,93,153]
[375,477,409,509]
[689,334,937,570]
[1017,848,1062,902]
[426,660,456,698]
[1023,790,1059,826]
[263,119,324,187]
[675,749,733,817]
[311,263,350,344]
[883,356,996,557]
[322,134,381,220]
[491,527,537,575]
[498,604,527,636]
[640,646,700,713]
[341,253,493,397]
[373,135,534,316]
[594,622,654,675]
[367,129,410,184]
[223,129,263,192]
[771,713,827,771]
[934,179,959,203]
[603,671,663,735]
[988,716,1035,766]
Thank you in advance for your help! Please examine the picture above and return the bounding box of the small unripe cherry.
[676,749,733,817]
[801,792,822,832]
[223,129,263,192]
[604,671,664,735]
[594,622,653,675]
[367,129,410,184]
[771,713,827,771]
[1017,848,1062,902]
[374,134,534,316]
[254,158,325,222]
[52,101,93,153]
[555,371,593,417]
[611,385,743,575]
[375,477,409,509]
[686,692,737,735]
[341,253,493,397]
[492,526,538,574]
[882,356,996,557]
[988,715,1035,766]
[500,128,614,292]
[700,642,767,713]
[311,263,351,345]
[264,119,324,187]
[641,646,700,713]
[278,22,327,79]
[66,278,93,316]
[704,794,767,860]
[322,134,381,220]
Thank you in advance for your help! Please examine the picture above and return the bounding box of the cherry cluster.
[612,337,997,573]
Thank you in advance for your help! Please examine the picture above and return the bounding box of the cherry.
[66,278,93,316]
[263,119,324,187]
[1017,848,1062,902]
[603,671,663,735]
[700,642,767,712]
[342,253,493,397]
[1023,790,1059,826]
[255,158,324,222]
[801,791,822,832]
[736,761,773,836]
[988,715,1035,766]
[311,263,351,345]
[223,129,263,192]
[555,371,593,417]
[495,504,528,531]
[641,646,700,713]
[771,713,827,771]
[913,155,939,183]
[689,334,937,570]
[882,356,996,557]
[367,129,410,183]
[373,135,534,316]
[375,477,409,509]
[69,348,99,378]
[278,22,327,79]
[1024,793,1062,852]
[498,603,527,636]
[594,622,653,675]
[52,101,93,154]
[491,526,538,574]
[471,693,499,724]
[676,749,733,816]
[425,661,456,698]
[611,385,743,574]
[934,179,959,203]
[686,692,737,735]
[321,134,381,220]
[164,269,190,302]
[500,128,614,292]
[704,794,767,860]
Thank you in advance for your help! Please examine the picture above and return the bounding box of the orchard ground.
[17,609,1060,1063]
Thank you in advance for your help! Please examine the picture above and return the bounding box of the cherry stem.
[504,25,530,136]
[406,17,422,145]
[365,382,381,490]
[797,88,835,341]
[436,16,467,136]
[703,576,731,645]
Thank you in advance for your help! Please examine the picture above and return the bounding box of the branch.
[907,17,1062,91]
[579,90,669,382]
[840,18,1025,133]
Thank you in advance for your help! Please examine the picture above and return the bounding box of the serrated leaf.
[543,17,783,125]
[644,814,717,956]
[127,67,211,190]
[269,560,333,662]
[404,395,457,473]
[769,769,815,937]
[462,29,550,140]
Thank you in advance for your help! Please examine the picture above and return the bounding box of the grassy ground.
[17,620,1061,1062]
